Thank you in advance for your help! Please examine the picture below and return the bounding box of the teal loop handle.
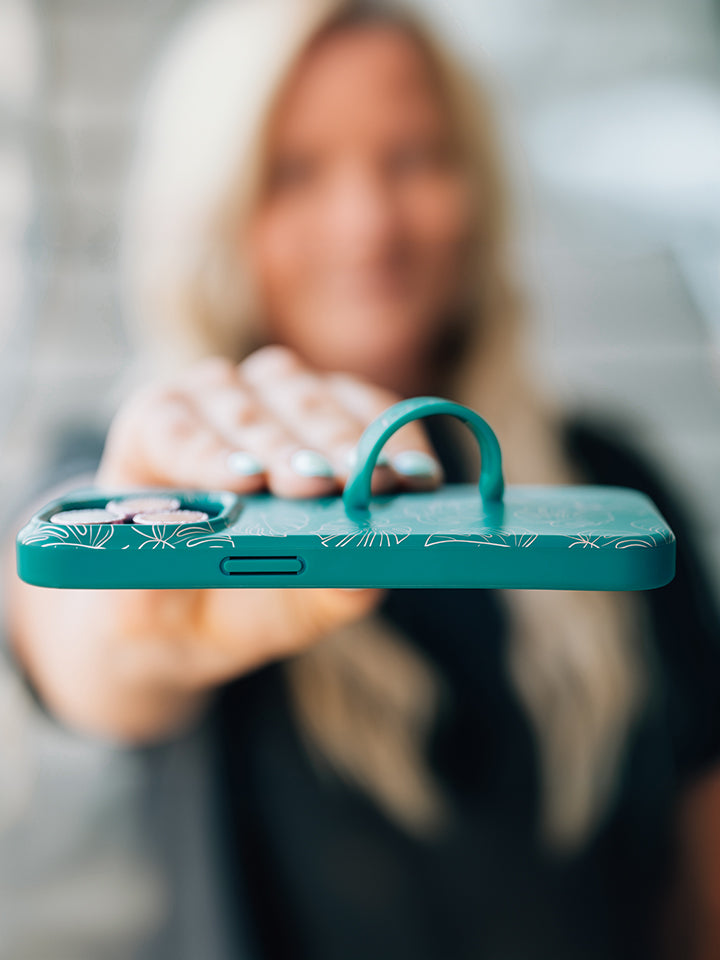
[342,396,505,514]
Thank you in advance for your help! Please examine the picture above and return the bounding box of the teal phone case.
[16,397,676,591]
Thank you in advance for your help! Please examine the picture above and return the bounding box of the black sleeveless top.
[207,413,720,960]
[30,411,720,960]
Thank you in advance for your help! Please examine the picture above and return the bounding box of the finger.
[184,352,340,499]
[182,374,270,494]
[240,346,396,495]
[200,585,388,672]
[269,586,390,658]
[133,389,257,491]
[299,584,388,638]
[326,371,444,490]
[97,385,226,490]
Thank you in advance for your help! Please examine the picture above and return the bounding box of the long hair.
[117,0,649,852]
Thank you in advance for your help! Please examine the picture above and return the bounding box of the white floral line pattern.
[423,533,510,548]
[131,524,235,550]
[22,521,235,550]
[420,531,671,550]
[22,523,116,549]
[319,530,411,548]
[21,523,675,551]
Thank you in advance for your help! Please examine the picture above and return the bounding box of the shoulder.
[563,411,720,778]
[561,408,720,661]
[562,411,680,501]
[560,411,707,567]
[560,409,717,614]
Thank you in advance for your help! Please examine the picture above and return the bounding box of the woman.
[6,0,720,957]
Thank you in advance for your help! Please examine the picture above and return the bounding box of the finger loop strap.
[342,396,505,514]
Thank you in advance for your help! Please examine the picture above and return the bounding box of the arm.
[3,476,213,744]
[3,349,424,743]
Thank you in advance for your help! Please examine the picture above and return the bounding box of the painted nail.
[290,448,335,478]
[390,450,441,478]
[343,447,390,470]
[226,451,265,476]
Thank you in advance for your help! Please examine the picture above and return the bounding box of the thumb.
[276,586,389,658]
[310,585,388,631]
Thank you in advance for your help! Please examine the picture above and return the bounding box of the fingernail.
[290,448,334,478]
[343,447,390,470]
[227,451,265,476]
[391,450,441,478]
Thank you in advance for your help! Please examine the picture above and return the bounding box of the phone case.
[16,396,676,591]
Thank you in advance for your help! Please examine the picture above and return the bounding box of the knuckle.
[294,386,336,418]
[203,383,261,427]
[241,421,294,457]
[324,422,362,448]
[240,344,304,382]
[125,381,166,413]
[326,370,366,392]
[366,383,404,412]
[189,355,237,385]
[227,392,262,428]
[109,383,169,440]
[153,395,196,438]
[327,372,402,416]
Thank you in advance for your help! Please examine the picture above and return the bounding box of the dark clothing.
[26,410,720,960]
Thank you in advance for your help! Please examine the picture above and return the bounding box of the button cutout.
[220,556,305,575]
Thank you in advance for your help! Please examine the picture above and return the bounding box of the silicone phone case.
[16,396,676,591]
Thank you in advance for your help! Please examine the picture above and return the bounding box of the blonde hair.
[119,0,648,852]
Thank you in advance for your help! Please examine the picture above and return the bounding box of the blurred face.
[245,24,475,394]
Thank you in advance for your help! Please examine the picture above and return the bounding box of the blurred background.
[0,1,719,957]
[2,0,719,572]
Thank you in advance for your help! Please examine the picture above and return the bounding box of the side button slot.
[220,556,305,575]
